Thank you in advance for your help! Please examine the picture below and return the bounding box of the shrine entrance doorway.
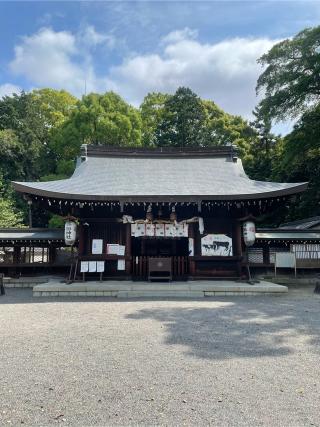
[131,237,189,280]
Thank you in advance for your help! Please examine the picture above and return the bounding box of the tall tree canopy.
[140,92,170,146]
[141,87,256,158]
[245,104,279,181]
[0,175,23,228]
[0,89,77,183]
[201,99,256,160]
[256,26,320,121]
[51,92,142,176]
[31,88,77,127]
[0,91,45,182]
[255,24,320,220]
[154,87,206,147]
[271,105,320,219]
[0,89,77,225]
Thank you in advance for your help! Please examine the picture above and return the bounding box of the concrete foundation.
[33,280,288,298]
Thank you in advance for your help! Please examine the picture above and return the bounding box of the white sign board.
[118,245,125,256]
[107,244,119,255]
[80,261,89,273]
[117,260,125,270]
[92,239,103,255]
[275,252,296,268]
[275,252,296,277]
[89,261,97,272]
[96,261,105,273]
[201,234,233,256]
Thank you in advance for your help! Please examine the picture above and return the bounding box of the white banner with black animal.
[201,234,233,256]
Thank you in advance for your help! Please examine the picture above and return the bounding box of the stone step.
[32,280,288,298]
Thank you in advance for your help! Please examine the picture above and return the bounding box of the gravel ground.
[1,286,320,426]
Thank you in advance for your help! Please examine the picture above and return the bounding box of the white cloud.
[161,27,198,45]
[8,26,278,118]
[9,27,111,96]
[108,34,278,118]
[0,83,21,98]
[10,27,86,94]
[80,25,116,49]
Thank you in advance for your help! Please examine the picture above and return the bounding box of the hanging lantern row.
[2,239,64,245]
[33,197,121,208]
[204,199,279,208]
[32,196,288,210]
[35,198,202,208]
[256,239,320,244]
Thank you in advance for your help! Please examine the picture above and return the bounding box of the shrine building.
[12,145,307,281]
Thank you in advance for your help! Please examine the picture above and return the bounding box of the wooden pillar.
[78,224,85,255]
[263,244,270,264]
[49,246,56,264]
[233,220,242,256]
[125,224,132,276]
[233,220,243,277]
[12,246,21,277]
[13,246,21,264]
[141,239,146,256]
[194,223,201,256]
[188,223,196,276]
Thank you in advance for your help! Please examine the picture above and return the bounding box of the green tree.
[0,89,77,226]
[0,91,44,180]
[245,105,279,180]
[0,198,24,228]
[31,89,78,178]
[31,88,77,127]
[51,92,143,175]
[0,129,26,185]
[140,92,170,146]
[150,88,257,156]
[0,176,23,228]
[0,89,77,182]
[272,104,320,219]
[201,100,257,160]
[256,26,320,121]
[64,91,142,146]
[256,25,320,221]
[154,87,206,147]
[0,198,23,228]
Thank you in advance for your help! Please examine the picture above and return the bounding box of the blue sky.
[1,1,320,134]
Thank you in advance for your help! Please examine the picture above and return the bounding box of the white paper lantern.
[64,221,77,246]
[243,221,256,247]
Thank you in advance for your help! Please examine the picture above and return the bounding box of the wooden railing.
[132,256,189,280]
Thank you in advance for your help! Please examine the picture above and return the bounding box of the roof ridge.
[80,144,239,159]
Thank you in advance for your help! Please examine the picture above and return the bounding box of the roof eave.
[12,181,309,202]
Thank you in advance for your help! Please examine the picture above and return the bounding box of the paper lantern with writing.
[243,221,256,247]
[64,221,77,246]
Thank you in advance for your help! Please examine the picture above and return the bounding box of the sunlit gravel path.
[1,287,320,426]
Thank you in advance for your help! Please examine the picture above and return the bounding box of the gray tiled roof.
[0,228,64,241]
[13,152,307,201]
[256,231,320,240]
[279,216,320,230]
